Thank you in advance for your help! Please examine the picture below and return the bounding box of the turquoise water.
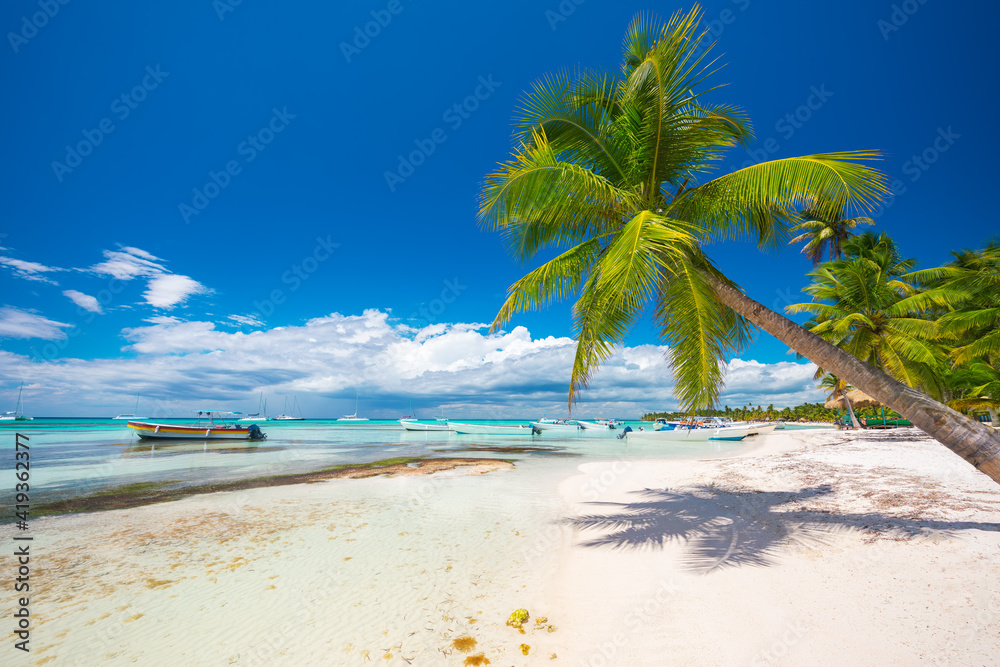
[2,418,771,503]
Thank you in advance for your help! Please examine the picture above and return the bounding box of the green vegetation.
[480,6,1000,484]
[642,402,838,422]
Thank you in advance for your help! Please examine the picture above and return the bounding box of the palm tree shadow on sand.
[564,485,1000,573]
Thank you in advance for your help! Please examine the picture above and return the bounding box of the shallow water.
[2,418,763,502]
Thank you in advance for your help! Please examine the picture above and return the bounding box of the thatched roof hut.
[824,389,882,410]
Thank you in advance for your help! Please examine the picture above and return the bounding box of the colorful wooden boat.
[127,411,267,440]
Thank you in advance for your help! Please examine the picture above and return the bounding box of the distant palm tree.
[787,202,875,265]
[818,373,860,429]
[946,361,1000,426]
[788,232,946,397]
[479,7,1000,484]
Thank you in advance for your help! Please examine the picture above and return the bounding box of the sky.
[1,0,997,417]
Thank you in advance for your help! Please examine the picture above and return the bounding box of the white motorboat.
[531,418,580,431]
[399,418,453,432]
[128,411,267,440]
[451,422,540,436]
[579,418,620,430]
[625,422,753,442]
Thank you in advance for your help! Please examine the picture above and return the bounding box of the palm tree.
[787,232,947,397]
[787,203,875,265]
[818,373,860,429]
[945,361,1000,426]
[478,7,1000,485]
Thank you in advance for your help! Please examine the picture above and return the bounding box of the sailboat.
[113,394,145,420]
[239,392,267,422]
[1,383,32,421]
[271,396,304,421]
[337,393,368,422]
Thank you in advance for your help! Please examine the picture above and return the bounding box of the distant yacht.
[1,383,32,421]
[271,396,304,421]
[337,393,368,422]
[238,392,268,422]
[113,394,145,420]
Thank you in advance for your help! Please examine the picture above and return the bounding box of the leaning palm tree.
[818,373,860,429]
[787,201,875,265]
[478,7,1000,485]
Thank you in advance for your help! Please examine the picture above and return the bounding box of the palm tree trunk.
[840,388,861,429]
[704,274,1000,486]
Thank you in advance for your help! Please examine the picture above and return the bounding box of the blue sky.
[1,0,997,416]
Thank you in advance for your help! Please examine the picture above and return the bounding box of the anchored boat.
[127,411,267,440]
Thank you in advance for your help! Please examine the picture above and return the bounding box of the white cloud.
[142,274,211,309]
[88,247,168,280]
[228,314,265,327]
[62,289,102,313]
[0,255,65,285]
[0,306,71,340]
[1,309,825,416]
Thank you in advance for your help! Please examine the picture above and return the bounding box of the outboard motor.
[531,425,542,435]
[247,424,267,441]
[617,425,632,440]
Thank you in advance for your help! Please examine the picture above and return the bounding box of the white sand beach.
[8,429,1000,666]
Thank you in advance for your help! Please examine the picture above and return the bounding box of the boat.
[272,396,304,421]
[113,393,145,420]
[531,418,580,431]
[239,392,268,421]
[127,411,267,440]
[625,421,753,442]
[579,418,620,430]
[2,383,32,421]
[337,393,368,422]
[399,418,453,432]
[450,422,541,436]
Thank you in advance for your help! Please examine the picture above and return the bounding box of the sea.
[0,418,830,504]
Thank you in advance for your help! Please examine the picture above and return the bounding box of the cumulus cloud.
[1,309,825,416]
[0,255,65,285]
[62,289,102,313]
[0,306,71,340]
[141,274,211,309]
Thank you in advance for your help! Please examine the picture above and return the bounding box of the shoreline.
[28,456,514,519]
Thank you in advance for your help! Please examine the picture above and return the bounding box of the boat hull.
[127,421,262,440]
[451,423,537,436]
[625,424,752,442]
[399,420,453,432]
[531,422,580,431]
